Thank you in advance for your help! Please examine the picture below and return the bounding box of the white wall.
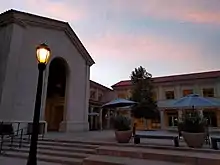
[0,23,90,131]
[0,25,13,106]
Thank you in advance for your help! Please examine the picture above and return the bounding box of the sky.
[1,0,220,88]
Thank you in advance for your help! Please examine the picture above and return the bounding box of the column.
[158,86,164,100]
[194,84,202,95]
[107,110,111,129]
[90,107,94,130]
[198,109,203,117]
[215,79,220,98]
[160,110,165,129]
[99,108,103,130]
[178,109,183,119]
[175,85,181,99]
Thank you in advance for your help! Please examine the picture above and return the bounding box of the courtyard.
[42,130,220,149]
[1,130,220,165]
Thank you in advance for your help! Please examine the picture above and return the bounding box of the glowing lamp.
[36,43,51,64]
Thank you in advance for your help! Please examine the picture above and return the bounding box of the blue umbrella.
[172,94,219,109]
[102,98,138,108]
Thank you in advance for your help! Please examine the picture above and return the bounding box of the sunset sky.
[1,0,220,87]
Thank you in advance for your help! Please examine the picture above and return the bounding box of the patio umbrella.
[102,98,138,108]
[172,94,219,109]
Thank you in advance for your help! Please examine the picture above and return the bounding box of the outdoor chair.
[0,123,14,136]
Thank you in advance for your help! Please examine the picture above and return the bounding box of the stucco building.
[0,10,94,132]
[111,70,220,131]
[89,80,115,130]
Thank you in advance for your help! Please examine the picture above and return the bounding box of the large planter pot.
[115,130,132,143]
[182,131,206,148]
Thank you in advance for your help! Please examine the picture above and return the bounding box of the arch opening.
[45,57,68,131]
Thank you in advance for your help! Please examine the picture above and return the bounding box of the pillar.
[158,86,164,100]
[99,108,103,130]
[107,109,111,129]
[178,109,183,119]
[198,109,203,117]
[90,107,94,130]
[175,85,181,99]
[160,110,165,129]
[215,79,220,98]
[194,84,202,95]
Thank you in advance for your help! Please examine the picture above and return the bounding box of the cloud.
[24,0,87,21]
[109,0,220,25]
[85,32,202,64]
[0,0,87,22]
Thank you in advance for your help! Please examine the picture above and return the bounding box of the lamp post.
[27,43,51,165]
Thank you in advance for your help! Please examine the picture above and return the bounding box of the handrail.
[0,127,27,154]
[0,121,45,154]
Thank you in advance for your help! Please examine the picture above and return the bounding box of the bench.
[132,124,179,147]
[134,134,179,147]
[211,137,220,150]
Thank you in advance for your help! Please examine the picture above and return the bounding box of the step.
[3,138,99,149]
[83,155,187,165]
[35,138,220,154]
[2,150,83,165]
[5,147,93,159]
[0,157,64,165]
[96,146,220,165]
[3,144,96,154]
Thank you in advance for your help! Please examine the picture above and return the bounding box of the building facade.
[88,80,116,130]
[111,71,220,130]
[0,10,94,132]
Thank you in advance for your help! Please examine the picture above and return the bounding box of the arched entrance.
[45,57,68,131]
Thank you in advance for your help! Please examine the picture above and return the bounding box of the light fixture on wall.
[27,43,51,165]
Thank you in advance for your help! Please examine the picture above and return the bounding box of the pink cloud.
[110,0,220,24]
[85,32,202,64]
[20,0,87,21]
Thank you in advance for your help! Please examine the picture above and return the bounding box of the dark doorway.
[45,58,67,131]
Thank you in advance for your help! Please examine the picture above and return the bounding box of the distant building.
[111,70,220,130]
[88,80,115,130]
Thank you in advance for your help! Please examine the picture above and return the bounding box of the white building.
[0,10,95,132]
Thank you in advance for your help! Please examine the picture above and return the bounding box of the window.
[90,91,96,99]
[183,89,193,97]
[118,93,127,99]
[203,88,214,97]
[165,91,175,99]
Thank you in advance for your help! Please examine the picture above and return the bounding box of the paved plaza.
[0,157,62,165]
[43,130,220,148]
[0,130,220,165]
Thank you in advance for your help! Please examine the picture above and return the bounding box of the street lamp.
[27,43,51,165]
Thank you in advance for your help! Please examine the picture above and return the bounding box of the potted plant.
[178,111,207,148]
[113,115,132,143]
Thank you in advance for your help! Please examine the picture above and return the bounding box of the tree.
[130,66,159,119]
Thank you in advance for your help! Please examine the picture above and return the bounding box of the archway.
[45,57,68,131]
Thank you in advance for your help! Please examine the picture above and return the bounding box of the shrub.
[113,115,131,131]
[178,111,207,133]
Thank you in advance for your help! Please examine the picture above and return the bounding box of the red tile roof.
[112,70,220,88]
